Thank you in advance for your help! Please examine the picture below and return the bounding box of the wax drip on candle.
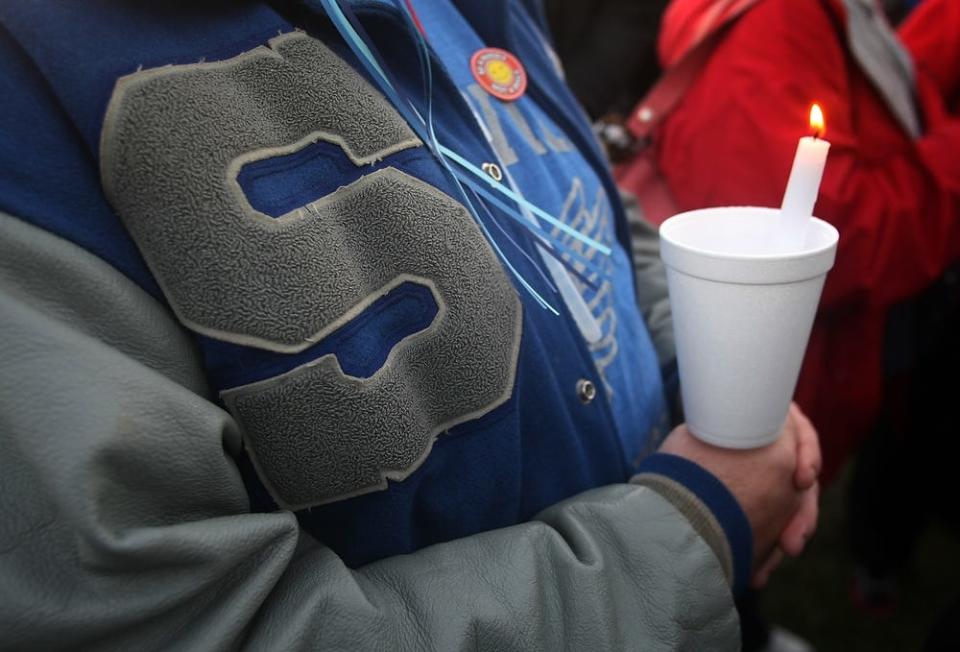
[776,104,830,252]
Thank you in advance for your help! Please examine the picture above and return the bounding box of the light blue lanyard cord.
[390,0,610,258]
[435,144,611,256]
[316,0,556,312]
[391,0,565,312]
[467,185,560,294]
[315,0,610,314]
[319,0,391,88]
[456,171,605,283]
[395,0,561,292]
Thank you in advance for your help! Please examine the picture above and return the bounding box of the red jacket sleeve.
[657,0,960,311]
[899,0,960,110]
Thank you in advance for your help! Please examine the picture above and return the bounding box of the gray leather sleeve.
[621,191,675,368]
[0,211,738,651]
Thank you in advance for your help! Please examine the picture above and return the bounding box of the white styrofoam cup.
[659,206,839,449]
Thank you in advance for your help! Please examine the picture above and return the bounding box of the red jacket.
[653,0,960,482]
[900,0,960,114]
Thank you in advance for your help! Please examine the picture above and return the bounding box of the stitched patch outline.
[100,32,523,508]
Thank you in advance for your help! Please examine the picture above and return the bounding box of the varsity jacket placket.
[317,0,636,466]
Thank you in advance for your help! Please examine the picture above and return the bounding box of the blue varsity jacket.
[0,0,683,568]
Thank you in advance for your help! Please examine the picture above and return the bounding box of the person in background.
[652,0,960,486]
[592,0,956,647]
[847,0,960,615]
[899,0,959,110]
[0,0,819,649]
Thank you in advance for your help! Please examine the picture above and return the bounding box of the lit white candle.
[778,104,830,250]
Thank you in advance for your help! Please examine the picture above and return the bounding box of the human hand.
[754,404,820,585]
[658,402,821,586]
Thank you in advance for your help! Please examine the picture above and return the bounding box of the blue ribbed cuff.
[636,453,753,595]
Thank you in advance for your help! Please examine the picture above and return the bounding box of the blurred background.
[764,463,960,652]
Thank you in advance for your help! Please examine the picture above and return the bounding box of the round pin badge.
[470,47,527,102]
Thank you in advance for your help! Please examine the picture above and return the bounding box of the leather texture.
[0,210,739,649]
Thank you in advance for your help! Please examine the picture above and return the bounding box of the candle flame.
[809,103,825,139]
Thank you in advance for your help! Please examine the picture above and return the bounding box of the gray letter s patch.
[100,32,522,508]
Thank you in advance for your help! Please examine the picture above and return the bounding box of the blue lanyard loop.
[314,0,610,313]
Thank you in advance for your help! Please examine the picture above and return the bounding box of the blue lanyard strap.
[313,0,610,314]
[437,144,611,256]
